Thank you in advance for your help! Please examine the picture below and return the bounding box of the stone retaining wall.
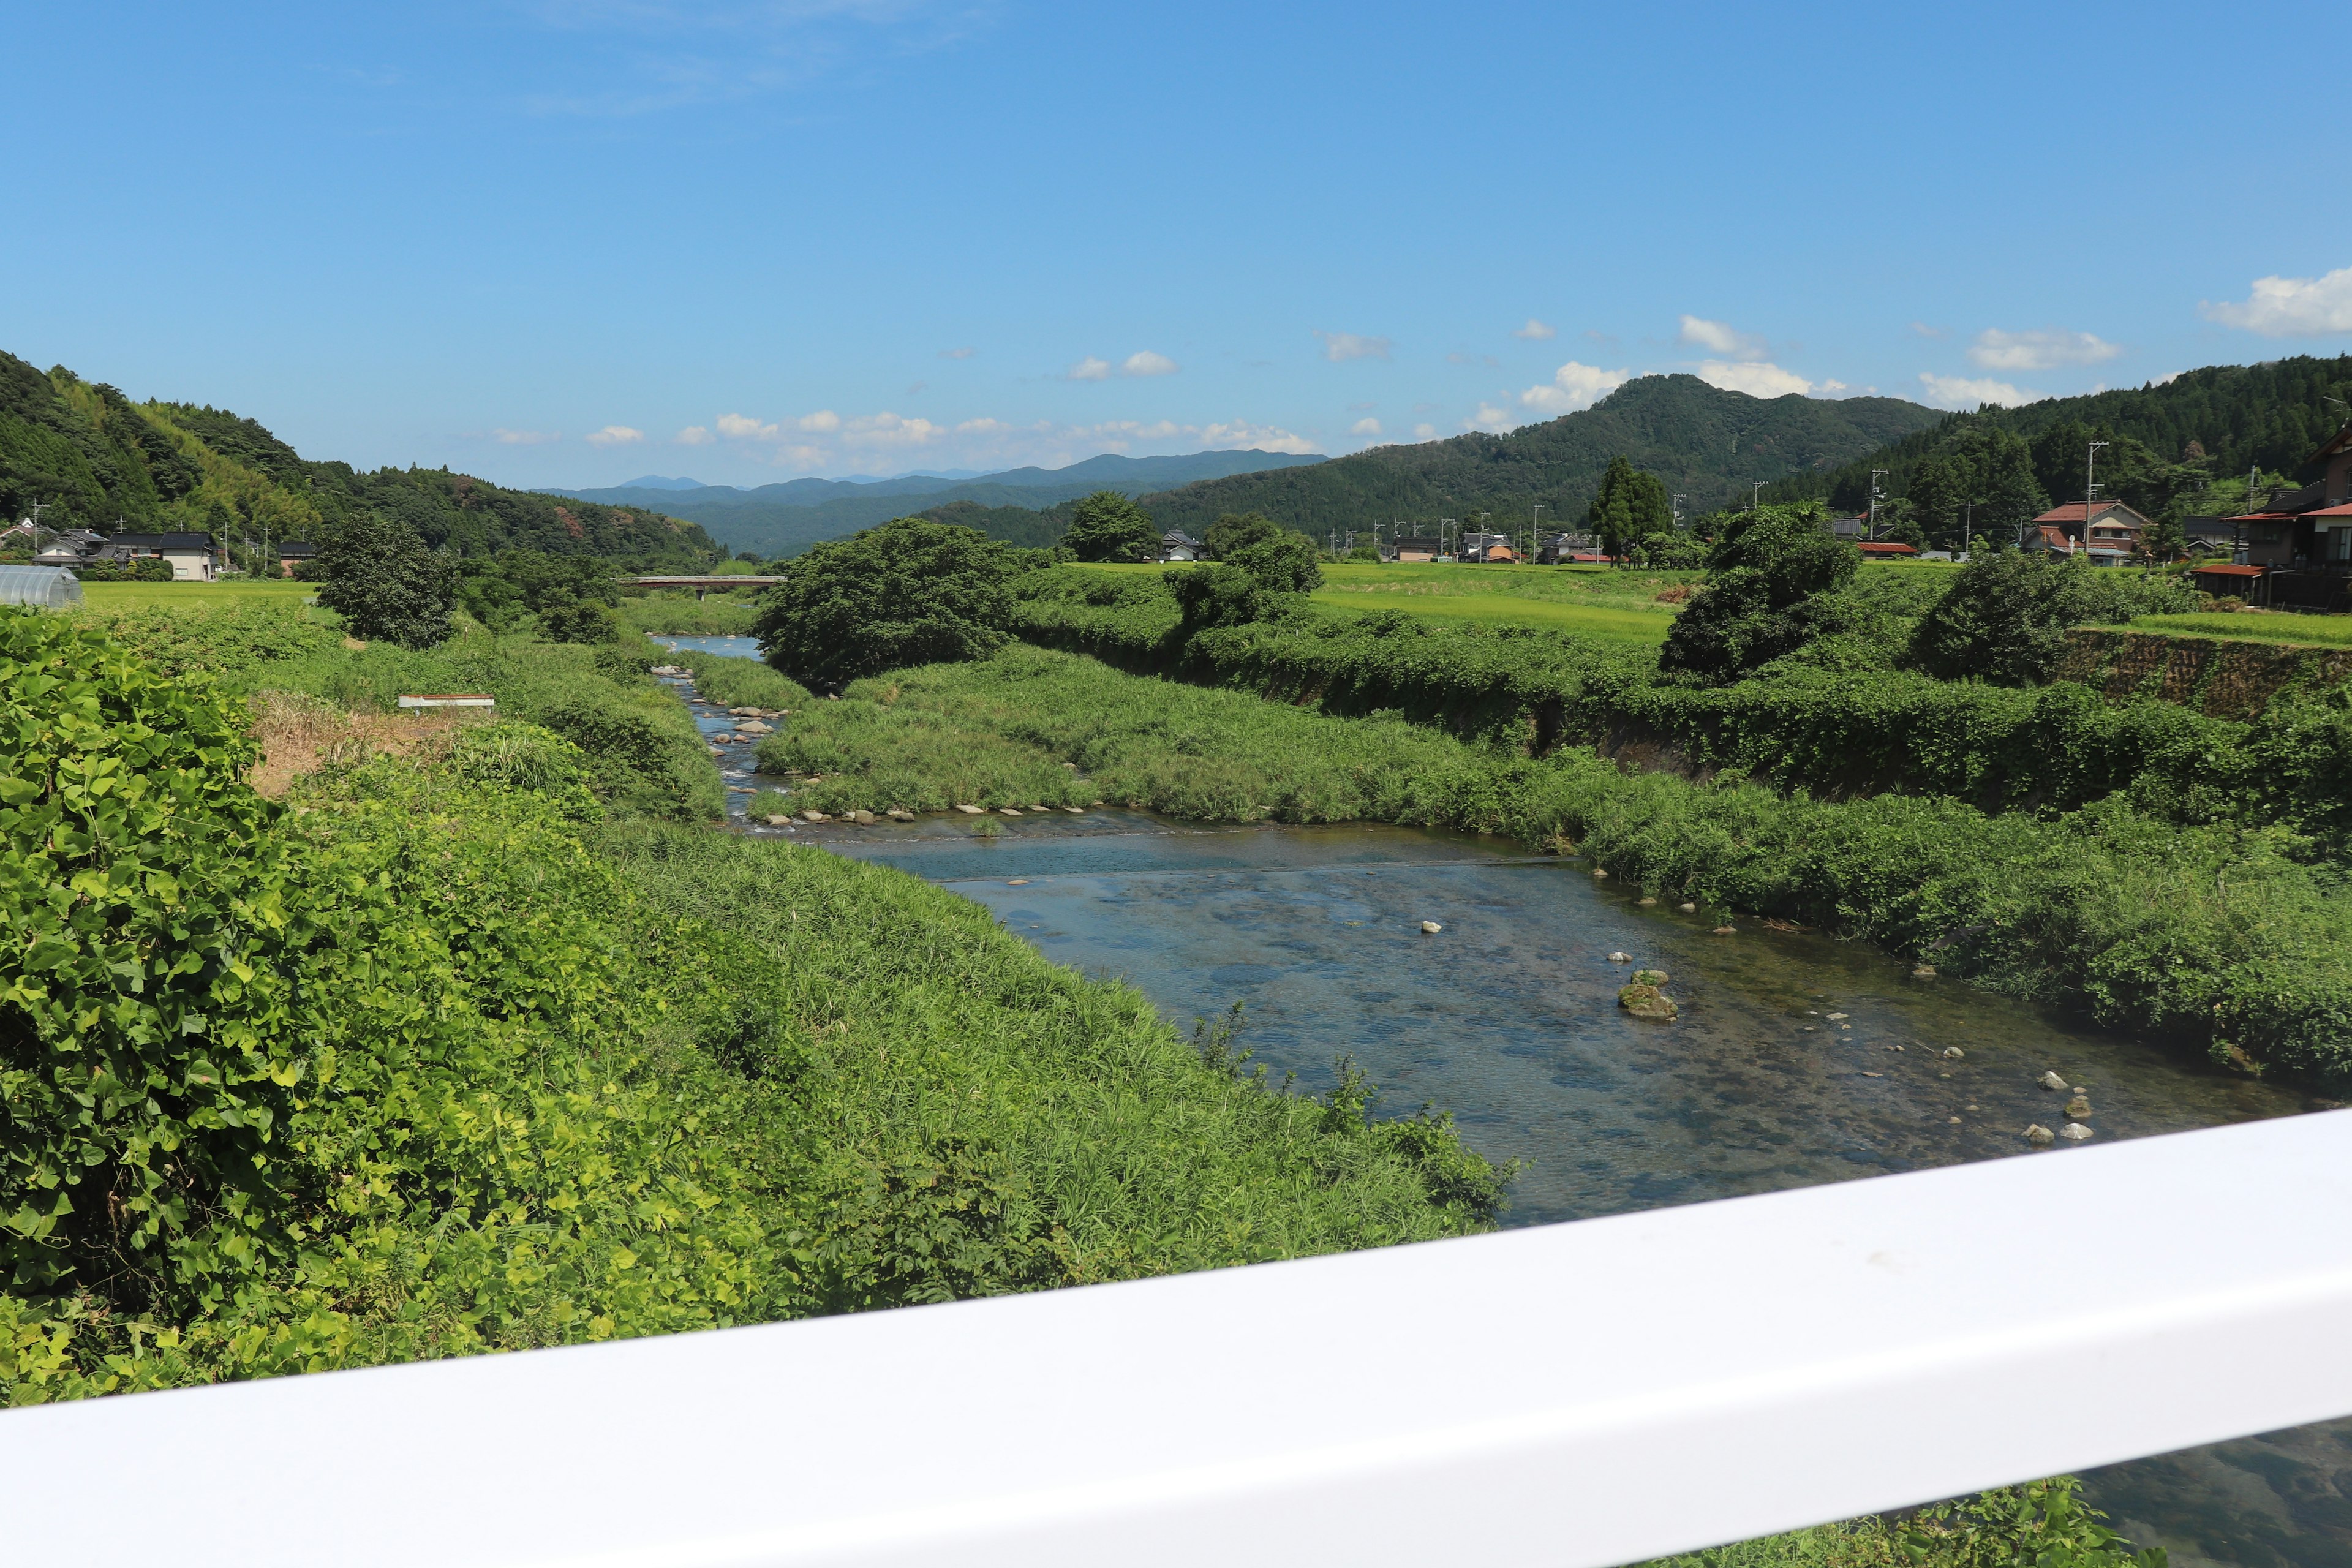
[2056,628,2352,718]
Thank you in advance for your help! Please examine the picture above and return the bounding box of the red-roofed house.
[2022,501,2151,565]
[1855,540,1918,557]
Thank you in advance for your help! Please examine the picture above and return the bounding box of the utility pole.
[1671,494,1686,530]
[1531,503,1544,565]
[2086,440,2109,559]
[1750,481,1763,513]
[1868,469,1888,542]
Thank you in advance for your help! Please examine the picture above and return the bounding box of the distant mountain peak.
[616,475,709,491]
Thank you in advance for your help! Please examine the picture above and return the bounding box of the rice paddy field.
[76,578,319,609]
[2113,611,2352,647]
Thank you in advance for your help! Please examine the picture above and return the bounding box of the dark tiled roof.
[109,532,216,549]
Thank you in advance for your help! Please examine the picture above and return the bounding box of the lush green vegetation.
[2119,611,2352,648]
[618,593,763,636]
[755,639,2352,1078]
[315,508,461,649]
[0,349,722,569]
[2,596,1499,1402]
[1060,489,1162,562]
[1769,353,2352,551]
[752,517,1041,687]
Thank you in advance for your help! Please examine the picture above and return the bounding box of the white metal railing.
[9,1110,2352,1567]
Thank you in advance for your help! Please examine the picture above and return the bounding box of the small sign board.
[397,694,496,709]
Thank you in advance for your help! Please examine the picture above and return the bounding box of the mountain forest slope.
[1765,354,2352,542]
[1130,377,1943,538]
[0,351,722,567]
[555,448,1327,559]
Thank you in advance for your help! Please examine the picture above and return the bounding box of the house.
[2190,562,2265,598]
[2178,516,2243,559]
[1534,530,1598,565]
[2021,524,2076,559]
[2210,419,2352,606]
[2027,502,2150,566]
[31,529,111,567]
[1829,514,1870,540]
[1855,540,1919,558]
[277,540,319,575]
[1384,535,1444,562]
[1459,532,1518,564]
[110,532,221,581]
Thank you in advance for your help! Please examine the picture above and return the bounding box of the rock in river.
[1631,969,1668,986]
[1420,921,1443,935]
[2037,1071,2069,1091]
[2059,1123,2094,1140]
[2064,1095,2092,1120]
[1618,983,1678,1020]
[1608,951,1631,963]
[2024,1123,2056,1147]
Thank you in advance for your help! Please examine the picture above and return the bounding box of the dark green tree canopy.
[1905,424,2049,550]
[1585,456,1674,557]
[1908,551,2096,686]
[456,549,620,636]
[1657,502,1857,682]
[1205,511,1322,594]
[1060,490,1162,563]
[315,511,458,649]
[753,516,1013,687]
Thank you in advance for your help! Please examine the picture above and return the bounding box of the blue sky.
[7,1,2350,488]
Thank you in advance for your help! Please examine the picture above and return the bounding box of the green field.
[2110,611,2352,647]
[78,578,318,609]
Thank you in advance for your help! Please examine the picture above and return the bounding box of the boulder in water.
[2037,1071,2068,1091]
[1912,965,1937,979]
[1420,921,1443,935]
[1712,925,1737,936]
[1608,951,1632,963]
[2024,1124,2056,1147]
[1631,969,1668,986]
[2059,1123,2094,1140]
[2064,1095,2092,1120]
[799,810,830,823]
[1942,1046,1965,1060]
[886,808,915,821]
[1679,903,1697,913]
[1618,983,1678,1020]
[955,804,984,815]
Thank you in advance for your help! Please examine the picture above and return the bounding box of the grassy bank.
[2,600,1499,1402]
[766,643,2352,1082]
[619,592,762,636]
[1009,565,2352,854]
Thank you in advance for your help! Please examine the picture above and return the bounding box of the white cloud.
[674,425,714,446]
[1512,318,1557,341]
[839,412,941,448]
[1317,330,1392,362]
[1678,315,1768,360]
[1697,360,1813,398]
[585,424,644,447]
[1464,403,1518,433]
[492,428,560,445]
[1412,423,1438,440]
[1121,350,1180,377]
[1196,419,1316,454]
[1910,322,1948,339]
[1351,417,1383,437]
[796,409,842,433]
[1067,356,1111,381]
[1968,328,2123,371]
[2203,266,2352,336]
[716,412,778,440]
[939,345,978,359]
[1917,372,2043,409]
[1519,360,1630,415]
[1817,380,1850,394]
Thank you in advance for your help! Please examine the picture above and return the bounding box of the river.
[653,632,2352,1567]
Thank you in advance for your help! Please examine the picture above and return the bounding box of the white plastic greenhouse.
[0,565,85,608]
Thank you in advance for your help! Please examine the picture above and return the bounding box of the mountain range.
[548,449,1328,557]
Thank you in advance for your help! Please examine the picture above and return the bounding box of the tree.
[1907,424,2048,550]
[1656,502,1857,683]
[752,516,1012,687]
[1585,456,1673,562]
[456,549,620,636]
[1060,490,1162,562]
[315,511,457,649]
[1204,511,1322,593]
[1908,551,2095,685]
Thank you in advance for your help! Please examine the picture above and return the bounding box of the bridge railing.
[9,1110,2351,1567]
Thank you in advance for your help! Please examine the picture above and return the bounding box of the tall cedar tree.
[1060,490,1162,562]
[315,511,458,649]
[1585,456,1674,560]
[753,516,1013,687]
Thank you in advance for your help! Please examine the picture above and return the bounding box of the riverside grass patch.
[1,606,1501,1403]
[1009,565,2352,854]
[769,643,2352,1082]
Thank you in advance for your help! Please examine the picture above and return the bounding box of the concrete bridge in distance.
[627,575,778,600]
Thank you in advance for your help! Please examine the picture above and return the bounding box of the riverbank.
[1,601,1501,1401]
[763,642,2352,1084]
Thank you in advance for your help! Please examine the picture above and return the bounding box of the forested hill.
[1131,376,1943,538]
[0,351,721,567]
[554,448,1329,560]
[1757,354,2352,551]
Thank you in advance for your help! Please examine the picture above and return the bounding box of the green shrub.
[1658,504,1858,684]
[315,511,457,650]
[752,517,1015,687]
[1060,490,1161,563]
